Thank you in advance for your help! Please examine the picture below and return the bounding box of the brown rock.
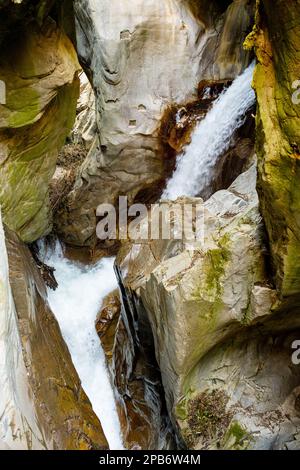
[96,290,174,450]
[2,224,108,450]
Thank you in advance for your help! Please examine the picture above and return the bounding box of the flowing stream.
[39,241,124,450]
[162,62,256,200]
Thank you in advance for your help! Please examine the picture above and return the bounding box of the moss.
[243,0,261,50]
[0,20,80,242]
[0,78,79,242]
[7,87,42,128]
[228,422,245,440]
[192,233,231,302]
[191,233,231,330]
[181,389,233,449]
[205,245,230,296]
[222,421,253,450]
[251,0,300,297]
[180,235,232,379]
[175,396,189,421]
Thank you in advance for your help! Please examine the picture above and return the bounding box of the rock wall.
[0,3,80,242]
[56,0,254,247]
[116,166,300,449]
[71,71,96,148]
[245,0,300,297]
[0,211,108,449]
[2,0,300,452]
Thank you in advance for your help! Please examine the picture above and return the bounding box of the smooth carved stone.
[96,290,174,450]
[0,212,108,450]
[247,0,300,297]
[0,17,80,242]
[57,0,254,247]
[71,71,96,148]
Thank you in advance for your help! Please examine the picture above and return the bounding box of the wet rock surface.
[0,214,108,450]
[96,289,175,450]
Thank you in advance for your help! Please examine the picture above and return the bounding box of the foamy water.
[163,63,256,199]
[39,241,123,450]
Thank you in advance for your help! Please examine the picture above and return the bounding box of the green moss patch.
[222,421,253,450]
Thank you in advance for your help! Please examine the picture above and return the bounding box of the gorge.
[1,0,300,452]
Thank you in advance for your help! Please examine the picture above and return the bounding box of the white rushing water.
[162,63,256,200]
[39,241,124,450]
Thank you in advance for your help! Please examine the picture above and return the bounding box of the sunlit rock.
[71,71,96,148]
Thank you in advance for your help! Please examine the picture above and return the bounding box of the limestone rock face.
[0,212,108,450]
[116,164,264,402]
[115,165,300,449]
[246,0,300,297]
[57,0,254,247]
[71,71,96,148]
[0,15,80,242]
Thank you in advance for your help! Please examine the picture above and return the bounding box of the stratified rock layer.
[0,212,108,449]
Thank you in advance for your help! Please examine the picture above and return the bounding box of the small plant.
[182,389,233,449]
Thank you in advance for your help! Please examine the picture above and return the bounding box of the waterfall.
[39,241,124,450]
[162,63,256,200]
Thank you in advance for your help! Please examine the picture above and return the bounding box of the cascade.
[162,63,256,200]
[39,241,124,450]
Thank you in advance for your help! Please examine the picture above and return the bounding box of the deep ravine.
[1,0,300,454]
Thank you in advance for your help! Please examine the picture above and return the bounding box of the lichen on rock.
[116,165,293,449]
[246,0,300,298]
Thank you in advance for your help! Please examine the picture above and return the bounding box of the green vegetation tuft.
[181,389,232,449]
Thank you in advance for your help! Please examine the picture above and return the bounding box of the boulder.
[179,329,300,450]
